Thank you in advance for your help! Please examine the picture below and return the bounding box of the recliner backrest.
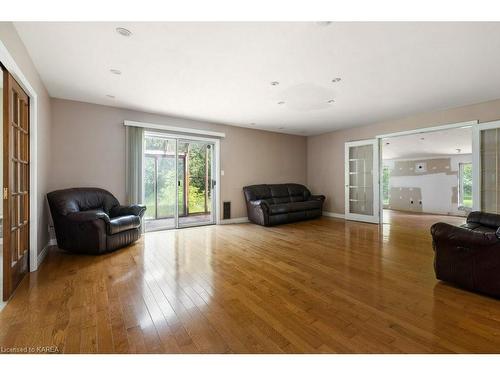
[47,187,120,216]
[243,183,311,205]
[467,211,500,229]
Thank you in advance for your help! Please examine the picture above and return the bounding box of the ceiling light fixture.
[110,69,122,75]
[332,78,341,83]
[270,81,280,86]
[116,27,132,37]
[106,94,115,99]
[277,101,285,105]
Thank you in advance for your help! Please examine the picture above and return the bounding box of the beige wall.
[307,98,500,214]
[0,22,52,255]
[50,99,307,219]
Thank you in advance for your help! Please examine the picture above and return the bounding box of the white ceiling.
[382,126,472,160]
[13,22,500,135]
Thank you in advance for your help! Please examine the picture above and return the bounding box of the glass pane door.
[177,140,215,227]
[144,135,177,232]
[344,139,379,223]
[473,122,500,213]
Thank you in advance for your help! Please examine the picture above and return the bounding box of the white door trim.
[0,40,38,272]
[345,139,379,224]
[376,120,477,139]
[472,119,500,212]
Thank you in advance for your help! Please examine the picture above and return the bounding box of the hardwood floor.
[1,212,500,354]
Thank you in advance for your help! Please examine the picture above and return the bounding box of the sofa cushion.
[108,215,141,235]
[269,200,322,215]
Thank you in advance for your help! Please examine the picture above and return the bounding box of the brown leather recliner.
[243,183,325,226]
[47,187,146,254]
[431,211,500,298]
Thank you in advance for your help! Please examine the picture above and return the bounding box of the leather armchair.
[47,187,146,254]
[243,183,325,226]
[431,211,500,297]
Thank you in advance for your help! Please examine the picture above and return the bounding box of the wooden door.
[3,70,30,301]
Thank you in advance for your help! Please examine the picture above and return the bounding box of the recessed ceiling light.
[106,94,115,99]
[332,77,341,83]
[270,81,280,86]
[116,27,132,37]
[110,69,122,75]
[277,101,285,105]
[328,99,335,104]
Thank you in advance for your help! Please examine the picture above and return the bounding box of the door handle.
[3,187,7,199]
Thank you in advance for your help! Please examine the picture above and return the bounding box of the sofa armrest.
[249,200,270,212]
[430,222,499,250]
[310,194,325,202]
[66,210,111,225]
[110,204,146,218]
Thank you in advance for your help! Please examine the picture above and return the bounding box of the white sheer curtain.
[125,126,144,205]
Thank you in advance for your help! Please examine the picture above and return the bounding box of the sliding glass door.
[143,133,216,231]
[177,140,215,227]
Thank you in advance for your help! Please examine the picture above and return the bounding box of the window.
[459,162,472,208]
[382,166,391,206]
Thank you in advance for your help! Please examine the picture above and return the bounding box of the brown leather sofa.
[431,211,500,298]
[47,187,146,254]
[243,183,325,226]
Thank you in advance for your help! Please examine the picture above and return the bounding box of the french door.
[472,120,500,213]
[344,139,379,223]
[3,70,30,301]
[143,133,216,232]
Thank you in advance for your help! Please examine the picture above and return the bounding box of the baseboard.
[219,217,250,224]
[37,239,57,269]
[323,211,345,219]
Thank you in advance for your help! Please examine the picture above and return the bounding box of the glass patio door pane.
[178,140,215,227]
[348,144,374,215]
[144,135,177,231]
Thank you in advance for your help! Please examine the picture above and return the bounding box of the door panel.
[472,120,500,212]
[344,139,379,223]
[178,140,215,228]
[3,70,30,301]
[143,135,176,231]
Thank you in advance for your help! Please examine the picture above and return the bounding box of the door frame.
[471,119,500,212]
[344,138,380,223]
[376,120,478,223]
[143,130,221,228]
[0,40,38,273]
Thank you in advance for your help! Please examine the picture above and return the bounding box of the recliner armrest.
[110,204,146,218]
[310,194,325,202]
[431,222,499,249]
[66,210,111,224]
